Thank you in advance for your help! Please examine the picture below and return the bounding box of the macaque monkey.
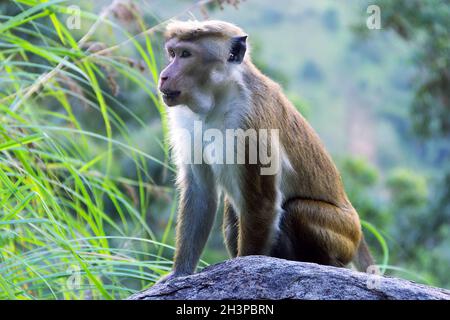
[158,20,375,281]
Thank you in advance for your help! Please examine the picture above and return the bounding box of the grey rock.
[128,256,450,300]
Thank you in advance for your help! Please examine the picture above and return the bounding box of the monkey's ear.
[228,35,247,64]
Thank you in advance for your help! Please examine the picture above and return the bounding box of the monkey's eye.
[180,50,192,58]
[168,49,175,59]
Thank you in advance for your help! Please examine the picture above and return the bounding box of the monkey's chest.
[201,124,244,211]
[169,106,246,211]
[210,162,243,211]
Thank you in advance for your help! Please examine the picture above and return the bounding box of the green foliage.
[0,0,183,299]
[374,0,450,139]
[386,168,428,208]
[341,157,378,187]
[250,39,290,88]
[358,0,450,287]
[339,157,385,225]
[339,157,442,284]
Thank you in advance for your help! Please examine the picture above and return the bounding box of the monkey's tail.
[352,236,377,273]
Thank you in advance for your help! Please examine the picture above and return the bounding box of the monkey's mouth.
[161,90,181,101]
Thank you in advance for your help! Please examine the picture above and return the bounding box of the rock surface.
[128,256,450,300]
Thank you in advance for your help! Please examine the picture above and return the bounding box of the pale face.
[158,37,229,111]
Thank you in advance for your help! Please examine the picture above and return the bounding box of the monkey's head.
[159,20,248,112]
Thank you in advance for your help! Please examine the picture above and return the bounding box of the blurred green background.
[0,0,448,299]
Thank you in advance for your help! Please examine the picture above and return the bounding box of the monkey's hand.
[155,271,190,285]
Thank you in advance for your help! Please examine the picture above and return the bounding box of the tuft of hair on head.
[164,19,246,41]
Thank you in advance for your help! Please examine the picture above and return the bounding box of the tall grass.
[0,0,184,299]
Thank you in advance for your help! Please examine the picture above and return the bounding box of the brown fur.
[234,62,364,266]
[165,20,246,41]
[160,20,375,280]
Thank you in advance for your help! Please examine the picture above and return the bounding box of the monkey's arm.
[172,165,218,276]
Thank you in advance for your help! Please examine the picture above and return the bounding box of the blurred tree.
[250,39,290,88]
[322,8,340,32]
[299,60,325,83]
[339,157,388,228]
[386,168,429,252]
[376,0,449,139]
[385,168,450,287]
[355,0,450,287]
[387,168,428,208]
[356,0,449,138]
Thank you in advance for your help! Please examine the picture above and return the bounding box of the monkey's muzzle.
[160,89,181,105]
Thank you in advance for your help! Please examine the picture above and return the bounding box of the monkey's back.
[243,62,350,208]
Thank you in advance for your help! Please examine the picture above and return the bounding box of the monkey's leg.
[273,198,362,267]
[237,172,280,256]
[222,197,238,257]
[238,197,279,256]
